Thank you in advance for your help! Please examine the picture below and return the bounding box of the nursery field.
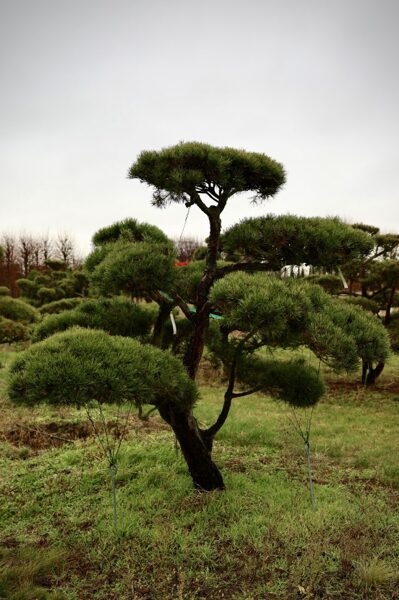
[0,349,398,600]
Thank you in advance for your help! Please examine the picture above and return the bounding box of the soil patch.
[1,416,169,451]
[326,379,399,395]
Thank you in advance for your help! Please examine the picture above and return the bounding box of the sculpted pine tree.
[8,143,391,492]
[128,143,387,488]
[338,224,399,383]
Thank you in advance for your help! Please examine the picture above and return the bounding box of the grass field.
[0,348,398,599]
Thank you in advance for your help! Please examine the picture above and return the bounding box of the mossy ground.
[0,348,398,599]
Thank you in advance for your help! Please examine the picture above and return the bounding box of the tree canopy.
[32,297,155,342]
[209,273,389,377]
[221,215,374,269]
[129,141,286,208]
[9,328,197,411]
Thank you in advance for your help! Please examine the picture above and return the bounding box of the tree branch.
[202,331,256,439]
[231,386,262,398]
[152,289,195,323]
[195,184,220,203]
[203,357,237,439]
[189,191,211,215]
[172,293,196,322]
[369,286,389,299]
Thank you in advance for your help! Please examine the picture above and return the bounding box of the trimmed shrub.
[0,317,29,343]
[306,274,343,295]
[33,297,155,342]
[342,295,380,314]
[44,259,67,271]
[210,272,390,372]
[16,278,38,296]
[237,356,325,408]
[92,218,170,247]
[0,286,10,296]
[18,266,89,307]
[0,297,38,324]
[37,287,59,304]
[9,328,197,410]
[39,297,84,315]
[90,241,176,297]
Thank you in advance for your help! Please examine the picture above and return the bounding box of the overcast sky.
[1,0,398,256]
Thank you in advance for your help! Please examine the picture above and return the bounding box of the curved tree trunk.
[362,360,385,385]
[158,404,224,491]
[174,203,225,488]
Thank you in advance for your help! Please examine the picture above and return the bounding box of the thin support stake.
[178,206,191,247]
[109,464,118,529]
[304,441,315,511]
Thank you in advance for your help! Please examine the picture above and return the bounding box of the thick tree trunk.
[158,404,224,491]
[362,360,385,385]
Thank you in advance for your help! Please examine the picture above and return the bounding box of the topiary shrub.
[342,295,380,314]
[0,317,29,343]
[237,356,325,408]
[38,297,85,315]
[33,297,156,342]
[16,278,39,297]
[0,286,10,296]
[90,241,176,298]
[305,274,343,295]
[8,328,197,410]
[37,287,59,304]
[0,297,38,324]
[17,263,89,307]
[92,218,170,246]
[44,259,67,271]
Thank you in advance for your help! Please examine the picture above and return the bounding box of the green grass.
[0,347,399,598]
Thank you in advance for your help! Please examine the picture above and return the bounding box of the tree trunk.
[152,302,172,347]
[175,203,225,488]
[383,286,396,326]
[362,360,385,385]
[183,206,221,380]
[183,313,209,379]
[158,404,224,491]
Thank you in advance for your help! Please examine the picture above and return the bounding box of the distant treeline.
[0,233,80,296]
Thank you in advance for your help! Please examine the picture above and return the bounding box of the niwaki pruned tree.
[8,142,391,491]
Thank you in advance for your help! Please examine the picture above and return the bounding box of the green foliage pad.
[8,328,198,410]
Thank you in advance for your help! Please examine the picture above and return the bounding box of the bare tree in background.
[1,234,17,267]
[56,233,74,265]
[174,237,203,262]
[41,234,53,262]
[0,234,21,295]
[18,234,36,277]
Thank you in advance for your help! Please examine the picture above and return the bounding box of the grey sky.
[1,0,398,256]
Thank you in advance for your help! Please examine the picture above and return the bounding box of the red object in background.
[175,261,190,267]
